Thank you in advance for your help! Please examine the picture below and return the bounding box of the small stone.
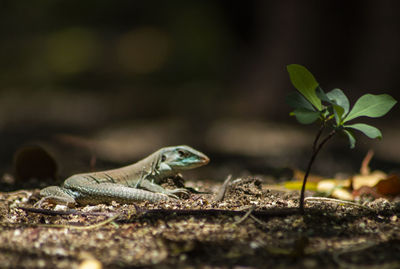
[368,198,392,211]
[96,233,104,240]
[54,204,68,211]
[78,259,102,269]
[303,258,317,268]
[37,259,46,267]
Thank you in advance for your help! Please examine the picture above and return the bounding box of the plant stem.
[299,129,336,213]
[313,123,326,152]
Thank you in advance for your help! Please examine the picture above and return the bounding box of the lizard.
[37,145,209,207]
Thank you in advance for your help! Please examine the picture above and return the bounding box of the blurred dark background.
[1,0,400,187]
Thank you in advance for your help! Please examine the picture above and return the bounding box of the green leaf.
[291,108,320,124]
[326,88,350,115]
[344,94,397,122]
[286,91,315,111]
[332,104,345,125]
[316,87,350,125]
[343,129,356,149]
[316,87,331,103]
[344,123,382,139]
[287,64,322,111]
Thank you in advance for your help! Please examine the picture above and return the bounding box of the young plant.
[286,64,397,212]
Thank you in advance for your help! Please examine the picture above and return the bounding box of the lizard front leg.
[137,179,189,199]
[131,163,188,198]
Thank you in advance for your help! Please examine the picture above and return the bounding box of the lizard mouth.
[201,155,210,165]
[192,151,209,166]
[180,153,210,169]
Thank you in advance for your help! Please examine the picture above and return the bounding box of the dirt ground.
[1,176,399,269]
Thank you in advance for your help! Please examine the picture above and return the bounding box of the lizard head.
[158,145,209,172]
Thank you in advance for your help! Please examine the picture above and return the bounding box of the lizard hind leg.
[63,176,170,205]
[36,186,77,207]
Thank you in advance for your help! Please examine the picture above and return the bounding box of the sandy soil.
[1,177,399,269]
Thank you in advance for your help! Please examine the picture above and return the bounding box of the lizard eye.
[161,154,166,162]
[178,150,186,157]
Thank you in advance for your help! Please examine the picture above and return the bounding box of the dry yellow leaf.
[331,188,353,200]
[317,179,350,193]
[316,179,353,200]
[352,170,387,190]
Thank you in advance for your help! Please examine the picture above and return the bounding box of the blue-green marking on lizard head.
[158,145,209,172]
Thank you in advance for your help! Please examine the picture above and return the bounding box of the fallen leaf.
[330,188,353,200]
[284,181,318,191]
[352,186,383,199]
[375,174,400,195]
[317,179,350,193]
[352,170,387,190]
[317,179,353,200]
[285,150,400,200]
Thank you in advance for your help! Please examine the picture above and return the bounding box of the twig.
[2,190,32,197]
[129,207,301,222]
[234,205,256,224]
[249,214,269,227]
[215,175,233,202]
[304,197,372,211]
[332,241,381,268]
[11,209,120,230]
[18,207,116,217]
[38,214,120,230]
[19,206,302,225]
[360,149,374,176]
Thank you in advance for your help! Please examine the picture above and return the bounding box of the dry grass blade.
[38,214,120,230]
[18,206,116,217]
[304,197,372,211]
[215,174,232,202]
[234,205,256,224]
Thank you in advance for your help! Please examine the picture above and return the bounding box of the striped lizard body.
[38,145,209,207]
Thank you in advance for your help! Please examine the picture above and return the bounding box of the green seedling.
[286,64,397,212]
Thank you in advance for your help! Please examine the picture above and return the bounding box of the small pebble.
[78,259,102,269]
